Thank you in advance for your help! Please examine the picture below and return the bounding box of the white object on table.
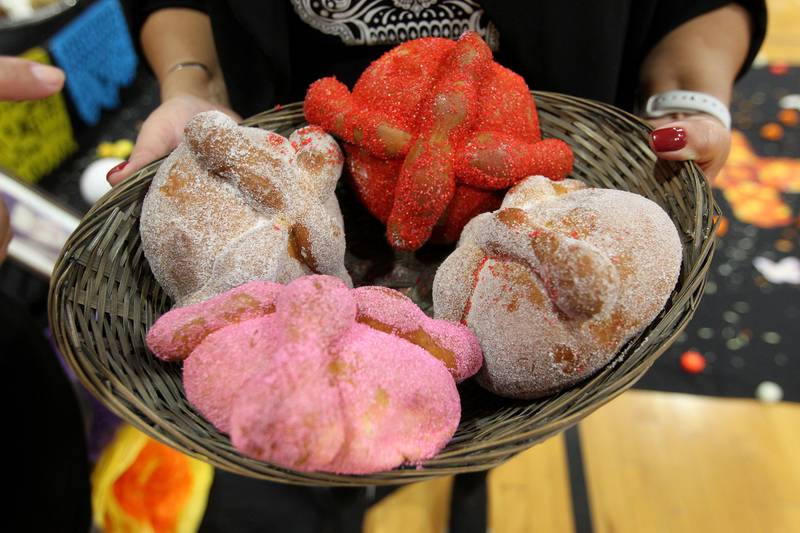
[753,256,800,285]
[755,381,784,403]
[79,157,119,205]
[0,169,79,277]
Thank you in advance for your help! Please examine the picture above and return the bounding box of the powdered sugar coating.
[353,286,483,382]
[140,111,350,308]
[146,280,281,362]
[433,176,682,398]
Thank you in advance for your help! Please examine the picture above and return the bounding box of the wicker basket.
[49,93,716,486]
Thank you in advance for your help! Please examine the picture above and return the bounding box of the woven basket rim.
[48,92,716,486]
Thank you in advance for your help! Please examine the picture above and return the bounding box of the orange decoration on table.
[769,62,789,75]
[760,122,784,141]
[680,350,706,374]
[112,441,193,532]
[778,108,799,127]
[713,215,729,237]
[712,130,800,228]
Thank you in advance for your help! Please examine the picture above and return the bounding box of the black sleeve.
[736,0,768,78]
[647,0,767,80]
[3,292,91,533]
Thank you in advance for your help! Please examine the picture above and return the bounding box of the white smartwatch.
[643,90,731,129]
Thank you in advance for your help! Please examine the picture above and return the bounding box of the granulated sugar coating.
[183,314,279,433]
[231,322,460,474]
[353,286,483,382]
[140,111,350,308]
[222,276,465,474]
[146,280,281,362]
[304,31,573,251]
[433,176,682,399]
[145,275,482,473]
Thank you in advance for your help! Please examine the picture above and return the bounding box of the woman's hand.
[106,94,240,184]
[648,114,730,179]
[107,8,238,184]
[639,4,750,180]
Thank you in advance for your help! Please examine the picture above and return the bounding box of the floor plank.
[580,390,800,533]
[488,433,575,533]
[761,0,800,64]
[363,476,453,533]
[362,433,574,533]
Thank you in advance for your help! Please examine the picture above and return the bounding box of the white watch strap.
[644,90,731,129]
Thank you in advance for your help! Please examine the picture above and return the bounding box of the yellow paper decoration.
[97,139,134,159]
[92,425,214,533]
[0,47,77,183]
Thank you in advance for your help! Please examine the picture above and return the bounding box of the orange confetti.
[778,108,799,127]
[775,239,794,253]
[680,350,706,374]
[760,122,784,141]
[714,215,729,237]
[769,62,789,75]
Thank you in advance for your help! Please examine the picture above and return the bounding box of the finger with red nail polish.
[646,116,731,179]
[106,161,128,181]
[651,127,687,152]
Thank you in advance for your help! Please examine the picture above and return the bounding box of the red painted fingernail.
[651,127,687,152]
[106,161,128,179]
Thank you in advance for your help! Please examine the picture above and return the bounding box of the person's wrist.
[639,64,733,107]
[160,64,229,106]
[643,91,731,129]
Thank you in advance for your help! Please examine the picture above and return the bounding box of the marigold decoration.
[713,130,800,228]
[92,425,213,533]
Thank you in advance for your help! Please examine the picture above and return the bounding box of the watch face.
[0,170,79,276]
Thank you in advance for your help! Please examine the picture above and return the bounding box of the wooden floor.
[363,390,800,533]
[760,0,800,64]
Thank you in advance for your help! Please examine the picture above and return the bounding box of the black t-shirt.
[3,293,91,533]
[126,0,766,117]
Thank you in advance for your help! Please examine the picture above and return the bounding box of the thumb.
[649,117,730,178]
[107,118,179,185]
[0,57,64,101]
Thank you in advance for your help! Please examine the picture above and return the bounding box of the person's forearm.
[639,4,752,106]
[141,8,230,105]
